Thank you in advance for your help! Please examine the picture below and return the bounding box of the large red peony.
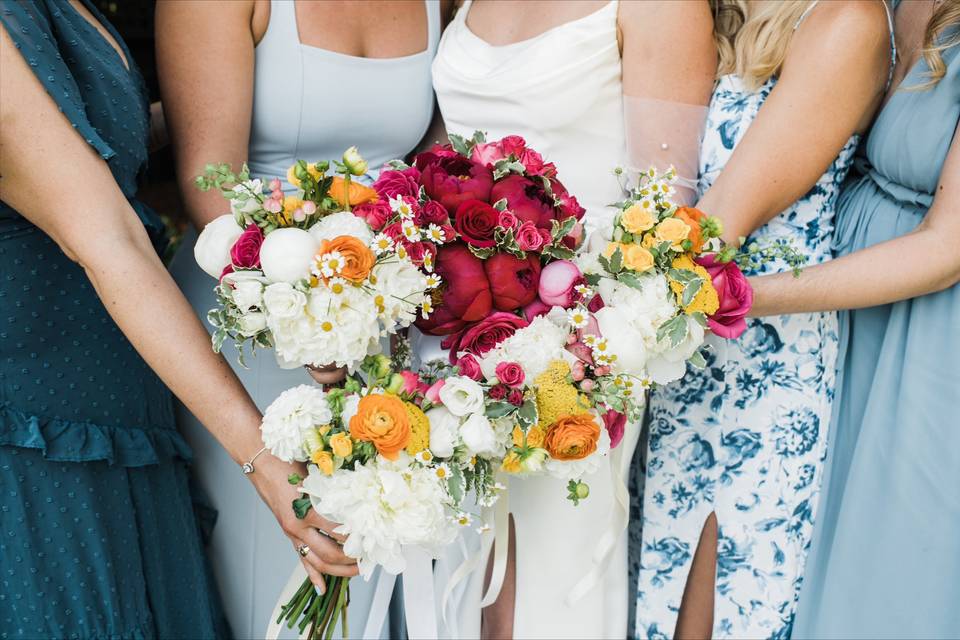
[415,243,492,336]
[415,148,494,215]
[484,252,541,311]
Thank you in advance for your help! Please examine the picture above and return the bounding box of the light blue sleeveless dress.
[792,30,960,640]
[167,2,441,637]
[632,4,895,638]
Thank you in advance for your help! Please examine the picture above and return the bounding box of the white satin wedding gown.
[422,2,636,637]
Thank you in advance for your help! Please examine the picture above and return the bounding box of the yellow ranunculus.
[621,203,656,234]
[623,245,655,273]
[669,255,720,315]
[655,217,691,248]
[329,432,353,458]
[312,450,335,476]
[404,402,431,455]
[512,424,546,448]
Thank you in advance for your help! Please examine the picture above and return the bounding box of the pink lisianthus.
[538,260,584,308]
[230,224,264,269]
[456,354,483,381]
[494,361,525,388]
[602,409,627,449]
[696,255,754,339]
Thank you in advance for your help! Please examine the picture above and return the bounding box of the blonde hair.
[915,1,960,90]
[710,0,817,91]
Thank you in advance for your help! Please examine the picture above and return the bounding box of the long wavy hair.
[709,0,815,91]
[915,1,960,89]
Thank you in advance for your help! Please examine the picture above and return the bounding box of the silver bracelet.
[241,447,267,475]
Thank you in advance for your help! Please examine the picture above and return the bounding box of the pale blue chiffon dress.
[167,1,441,637]
[793,31,960,640]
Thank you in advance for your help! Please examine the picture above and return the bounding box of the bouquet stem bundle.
[277,575,349,640]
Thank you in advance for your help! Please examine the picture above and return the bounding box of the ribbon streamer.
[402,547,440,639]
[480,475,510,608]
[362,569,396,639]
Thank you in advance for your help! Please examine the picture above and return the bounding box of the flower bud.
[343,146,369,176]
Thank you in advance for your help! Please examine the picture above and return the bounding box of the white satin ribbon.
[362,569,396,639]
[402,547,440,639]
[479,480,510,609]
[566,444,629,605]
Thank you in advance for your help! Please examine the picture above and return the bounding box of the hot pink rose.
[495,361,525,388]
[538,260,584,308]
[415,243,492,336]
[415,149,494,215]
[696,254,755,339]
[602,409,627,449]
[424,379,445,405]
[230,224,264,269]
[397,370,422,395]
[498,210,519,230]
[372,166,421,199]
[456,354,483,381]
[515,221,545,252]
[353,201,393,231]
[484,252,541,311]
[454,200,499,248]
[508,389,525,406]
[442,312,529,364]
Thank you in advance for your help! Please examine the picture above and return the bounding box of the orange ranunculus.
[349,394,410,460]
[544,413,601,461]
[318,235,376,283]
[329,177,378,207]
[675,207,708,254]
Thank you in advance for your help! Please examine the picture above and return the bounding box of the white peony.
[438,376,485,418]
[308,211,374,246]
[194,214,243,278]
[237,311,267,337]
[479,315,571,382]
[302,454,458,579]
[460,413,500,458]
[259,228,319,283]
[370,259,428,327]
[260,385,332,463]
[230,179,263,218]
[262,282,307,319]
[425,406,458,458]
[544,421,611,480]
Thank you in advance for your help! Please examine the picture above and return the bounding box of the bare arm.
[698,1,891,241]
[750,126,960,316]
[156,0,257,229]
[0,29,356,585]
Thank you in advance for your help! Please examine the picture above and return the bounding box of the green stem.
[343,173,352,213]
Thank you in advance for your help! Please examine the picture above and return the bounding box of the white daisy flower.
[390,195,415,219]
[371,233,394,255]
[425,274,441,289]
[401,220,421,242]
[568,307,589,329]
[313,250,344,279]
[426,224,447,243]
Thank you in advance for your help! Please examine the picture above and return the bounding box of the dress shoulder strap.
[793,1,820,30]
[262,0,299,45]
[425,0,441,51]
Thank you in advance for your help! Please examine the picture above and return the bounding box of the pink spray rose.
[494,361,526,388]
[508,388,525,406]
[498,210,519,230]
[230,224,264,269]
[424,379,446,405]
[515,221,546,252]
[488,384,509,401]
[456,354,483,381]
[696,255,754,339]
[538,260,584,308]
[353,201,393,231]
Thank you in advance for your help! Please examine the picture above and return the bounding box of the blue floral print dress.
[631,5,894,634]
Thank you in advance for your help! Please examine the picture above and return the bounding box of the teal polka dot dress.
[0,2,227,637]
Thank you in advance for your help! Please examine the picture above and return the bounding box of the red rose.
[415,150,494,215]
[353,201,392,231]
[230,224,264,269]
[456,354,483,381]
[552,180,586,221]
[454,200,499,248]
[373,166,422,200]
[508,389,525,406]
[495,361,525,388]
[415,243,492,336]
[419,200,450,226]
[490,174,557,231]
[442,311,529,363]
[484,252,541,311]
[488,384,509,401]
[602,409,627,449]
[515,221,545,252]
[696,254,754,339]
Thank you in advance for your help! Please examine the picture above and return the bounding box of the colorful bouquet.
[261,354,503,638]
[192,149,435,368]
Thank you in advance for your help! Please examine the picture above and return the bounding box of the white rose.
[230,179,263,218]
[230,279,264,311]
[460,413,499,457]
[237,311,267,337]
[260,228,319,283]
[425,406,459,458]
[308,211,374,246]
[262,282,307,319]
[194,214,243,278]
[438,376,485,418]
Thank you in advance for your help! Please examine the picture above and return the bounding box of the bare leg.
[481,514,517,640]
[674,511,718,640]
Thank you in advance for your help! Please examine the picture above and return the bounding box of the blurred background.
[94,0,187,259]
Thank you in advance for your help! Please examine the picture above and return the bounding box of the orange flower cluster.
[349,394,411,460]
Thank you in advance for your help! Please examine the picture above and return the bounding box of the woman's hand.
[306,364,348,386]
[249,454,360,591]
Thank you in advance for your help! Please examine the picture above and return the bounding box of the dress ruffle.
[0,402,192,467]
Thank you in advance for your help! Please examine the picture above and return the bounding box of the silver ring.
[297,544,310,557]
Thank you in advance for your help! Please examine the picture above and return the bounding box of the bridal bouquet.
[261,353,503,639]
[192,149,434,368]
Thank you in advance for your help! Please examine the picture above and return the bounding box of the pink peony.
[415,148,494,215]
[230,224,264,269]
[696,255,755,339]
[523,298,552,321]
[484,253,541,311]
[538,260,584,308]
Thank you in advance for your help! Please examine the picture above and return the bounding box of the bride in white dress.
[422,1,716,637]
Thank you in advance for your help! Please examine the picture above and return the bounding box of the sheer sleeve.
[623,96,708,205]
[0,1,115,160]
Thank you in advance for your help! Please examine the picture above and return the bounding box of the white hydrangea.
[260,385,332,462]
[478,315,572,382]
[301,453,458,579]
[370,258,428,327]
[308,211,375,246]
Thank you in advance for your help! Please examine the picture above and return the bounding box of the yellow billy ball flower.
[533,360,592,430]
[404,402,431,455]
